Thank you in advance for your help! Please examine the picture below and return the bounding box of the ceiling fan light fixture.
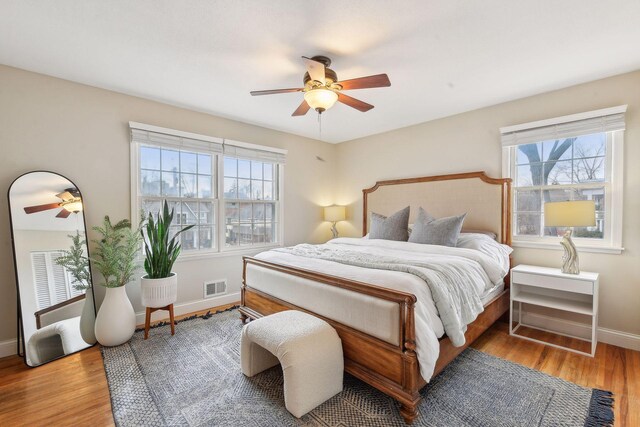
[304,88,338,113]
[62,200,83,213]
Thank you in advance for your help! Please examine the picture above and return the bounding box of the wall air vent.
[204,279,227,298]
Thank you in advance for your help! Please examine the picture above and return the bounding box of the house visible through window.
[501,106,625,251]
[131,123,285,257]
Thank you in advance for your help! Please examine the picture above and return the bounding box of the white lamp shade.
[544,200,596,227]
[324,205,346,222]
[304,88,338,111]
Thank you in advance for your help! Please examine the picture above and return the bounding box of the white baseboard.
[520,311,640,351]
[135,292,241,325]
[598,327,640,352]
[0,339,18,358]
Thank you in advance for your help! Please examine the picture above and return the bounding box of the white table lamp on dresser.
[544,200,596,274]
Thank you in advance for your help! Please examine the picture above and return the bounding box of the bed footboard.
[240,256,424,424]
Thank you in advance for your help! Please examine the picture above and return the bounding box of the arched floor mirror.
[8,171,97,367]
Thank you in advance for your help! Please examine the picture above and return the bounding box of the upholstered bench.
[240,310,344,418]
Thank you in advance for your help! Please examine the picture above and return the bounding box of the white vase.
[140,273,178,308]
[95,286,136,347]
[79,287,97,345]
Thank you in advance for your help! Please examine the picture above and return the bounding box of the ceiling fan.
[23,188,83,218]
[250,55,391,116]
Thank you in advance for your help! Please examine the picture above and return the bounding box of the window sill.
[175,244,283,262]
[512,240,624,254]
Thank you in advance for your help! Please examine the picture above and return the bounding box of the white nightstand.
[509,264,599,357]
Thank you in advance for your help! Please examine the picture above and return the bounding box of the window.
[223,157,279,247]
[501,106,625,252]
[138,144,217,252]
[31,251,81,310]
[131,123,285,257]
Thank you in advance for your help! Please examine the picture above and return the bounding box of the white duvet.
[256,236,511,380]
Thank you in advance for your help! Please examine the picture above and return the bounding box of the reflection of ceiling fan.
[23,188,83,218]
[250,55,391,116]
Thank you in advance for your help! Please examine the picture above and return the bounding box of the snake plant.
[142,201,195,279]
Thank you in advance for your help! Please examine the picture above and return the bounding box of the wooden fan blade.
[337,92,374,112]
[55,191,74,201]
[250,88,303,96]
[292,99,311,116]
[56,209,71,218]
[302,56,326,85]
[24,203,61,214]
[338,74,391,90]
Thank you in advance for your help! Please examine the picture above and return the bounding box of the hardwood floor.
[1,309,637,426]
[472,322,640,427]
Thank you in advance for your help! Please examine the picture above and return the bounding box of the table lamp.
[324,205,346,238]
[544,200,596,274]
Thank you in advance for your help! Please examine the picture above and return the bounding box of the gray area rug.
[101,307,613,426]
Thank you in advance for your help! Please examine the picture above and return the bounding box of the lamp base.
[559,229,580,274]
[330,222,339,239]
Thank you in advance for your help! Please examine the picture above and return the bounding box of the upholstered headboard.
[363,171,512,245]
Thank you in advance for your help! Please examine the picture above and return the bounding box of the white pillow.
[456,233,512,274]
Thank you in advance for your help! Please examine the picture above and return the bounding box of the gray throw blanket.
[273,244,485,346]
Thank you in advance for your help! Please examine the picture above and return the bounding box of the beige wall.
[0,64,337,343]
[2,63,639,347]
[336,70,640,336]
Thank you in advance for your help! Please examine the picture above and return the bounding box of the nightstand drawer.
[511,271,594,295]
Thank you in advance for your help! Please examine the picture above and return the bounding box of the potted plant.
[55,231,96,345]
[140,201,194,309]
[91,216,143,346]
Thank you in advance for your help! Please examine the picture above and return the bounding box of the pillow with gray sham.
[369,206,410,241]
[408,207,466,247]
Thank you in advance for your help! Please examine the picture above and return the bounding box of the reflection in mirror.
[8,171,96,367]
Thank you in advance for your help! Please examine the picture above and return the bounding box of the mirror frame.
[7,170,97,367]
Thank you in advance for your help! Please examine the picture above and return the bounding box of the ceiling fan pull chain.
[318,111,322,140]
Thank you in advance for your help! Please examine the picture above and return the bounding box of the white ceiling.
[2,1,640,143]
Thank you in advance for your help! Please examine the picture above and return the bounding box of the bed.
[239,171,512,424]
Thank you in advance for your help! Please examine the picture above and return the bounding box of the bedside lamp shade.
[544,201,596,227]
[324,205,346,223]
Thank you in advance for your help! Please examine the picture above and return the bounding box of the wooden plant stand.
[144,304,175,340]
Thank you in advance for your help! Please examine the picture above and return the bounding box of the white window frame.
[219,154,284,253]
[501,108,625,254]
[130,122,286,261]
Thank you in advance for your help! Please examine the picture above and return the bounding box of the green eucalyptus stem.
[91,216,143,288]
[55,231,92,292]
[142,201,194,279]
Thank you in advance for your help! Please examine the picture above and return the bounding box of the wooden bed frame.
[239,171,512,424]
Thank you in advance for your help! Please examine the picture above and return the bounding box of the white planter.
[79,287,97,345]
[141,273,177,308]
[94,286,136,347]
